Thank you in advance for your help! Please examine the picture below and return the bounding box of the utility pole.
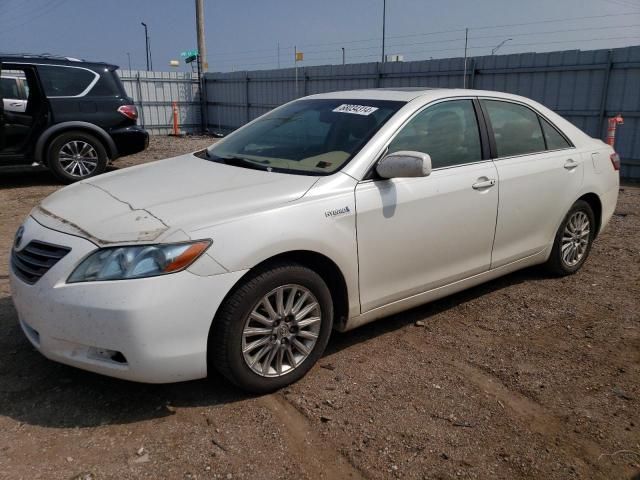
[294,45,298,97]
[195,0,208,133]
[463,27,469,88]
[342,47,345,65]
[195,0,207,71]
[127,52,132,72]
[381,0,386,63]
[277,41,280,69]
[141,22,149,71]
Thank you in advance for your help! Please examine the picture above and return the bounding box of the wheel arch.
[577,192,602,237]
[214,250,350,332]
[35,122,118,164]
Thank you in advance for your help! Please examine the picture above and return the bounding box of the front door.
[355,99,499,312]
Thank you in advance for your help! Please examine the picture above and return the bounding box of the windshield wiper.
[212,155,271,172]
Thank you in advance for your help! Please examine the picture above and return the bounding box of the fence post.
[245,74,250,124]
[303,69,308,96]
[598,50,614,140]
[135,73,146,128]
[469,58,476,89]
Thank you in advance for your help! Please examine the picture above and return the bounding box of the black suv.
[0,54,148,182]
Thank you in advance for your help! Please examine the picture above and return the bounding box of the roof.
[0,53,117,70]
[306,87,540,104]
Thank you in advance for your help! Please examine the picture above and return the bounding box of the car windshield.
[206,98,405,175]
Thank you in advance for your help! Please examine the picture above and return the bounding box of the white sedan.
[10,88,619,392]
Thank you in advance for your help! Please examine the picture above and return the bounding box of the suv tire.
[47,130,108,183]
[209,262,333,393]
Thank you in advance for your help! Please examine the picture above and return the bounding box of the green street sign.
[180,49,198,58]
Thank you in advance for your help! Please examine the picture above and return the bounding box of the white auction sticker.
[332,104,379,115]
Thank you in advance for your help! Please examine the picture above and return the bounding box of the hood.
[33,153,319,244]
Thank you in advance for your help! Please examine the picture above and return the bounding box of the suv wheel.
[209,262,333,393]
[47,130,108,183]
[545,200,595,276]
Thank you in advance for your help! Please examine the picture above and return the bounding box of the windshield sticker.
[332,104,379,116]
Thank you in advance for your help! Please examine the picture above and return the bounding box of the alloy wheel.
[561,211,590,267]
[242,284,321,377]
[58,140,99,178]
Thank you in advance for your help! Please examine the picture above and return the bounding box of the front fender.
[189,173,361,319]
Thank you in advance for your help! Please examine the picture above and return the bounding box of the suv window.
[90,70,122,96]
[1,77,21,98]
[541,117,571,150]
[37,65,97,97]
[388,99,482,169]
[483,100,545,157]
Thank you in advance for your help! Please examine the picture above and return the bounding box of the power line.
[0,0,68,37]
[210,22,640,66]
[217,33,640,71]
[206,11,640,62]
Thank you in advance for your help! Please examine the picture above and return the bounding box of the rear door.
[481,98,582,268]
[355,98,499,312]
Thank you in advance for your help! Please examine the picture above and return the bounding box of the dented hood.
[33,153,319,245]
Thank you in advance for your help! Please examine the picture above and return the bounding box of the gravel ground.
[0,136,638,480]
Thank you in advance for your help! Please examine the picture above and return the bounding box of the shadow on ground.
[0,266,547,430]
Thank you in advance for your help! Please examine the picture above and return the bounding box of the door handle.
[472,178,496,190]
[564,159,578,170]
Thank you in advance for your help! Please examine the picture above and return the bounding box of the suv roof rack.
[0,52,84,62]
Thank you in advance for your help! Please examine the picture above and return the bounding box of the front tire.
[209,262,334,393]
[47,130,108,183]
[545,200,595,276]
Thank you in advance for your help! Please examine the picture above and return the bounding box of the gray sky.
[1,0,639,72]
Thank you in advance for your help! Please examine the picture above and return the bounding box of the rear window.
[37,65,97,97]
[541,117,572,150]
[483,100,545,157]
[90,69,124,96]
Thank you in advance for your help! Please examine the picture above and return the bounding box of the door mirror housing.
[376,151,432,179]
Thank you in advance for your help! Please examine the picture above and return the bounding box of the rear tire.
[209,262,333,393]
[544,200,595,276]
[47,130,108,183]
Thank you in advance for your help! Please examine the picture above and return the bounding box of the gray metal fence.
[118,70,202,135]
[204,45,640,180]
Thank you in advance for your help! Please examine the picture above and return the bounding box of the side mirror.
[376,151,432,179]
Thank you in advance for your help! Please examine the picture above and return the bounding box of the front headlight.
[68,240,212,283]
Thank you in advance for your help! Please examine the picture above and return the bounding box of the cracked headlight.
[68,240,212,283]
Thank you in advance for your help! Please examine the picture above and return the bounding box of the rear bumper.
[110,125,149,158]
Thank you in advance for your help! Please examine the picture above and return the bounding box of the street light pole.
[342,47,345,65]
[141,22,149,71]
[127,52,132,72]
[381,0,386,63]
[492,38,513,55]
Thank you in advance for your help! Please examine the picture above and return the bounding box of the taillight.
[610,152,620,171]
[117,105,138,121]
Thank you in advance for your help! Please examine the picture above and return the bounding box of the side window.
[483,100,545,157]
[388,99,482,169]
[1,77,20,98]
[540,117,571,150]
[37,65,97,97]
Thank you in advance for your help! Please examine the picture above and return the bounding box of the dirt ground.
[0,136,638,480]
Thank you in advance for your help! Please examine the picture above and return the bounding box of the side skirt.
[338,246,551,332]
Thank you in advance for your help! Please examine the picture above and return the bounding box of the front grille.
[11,240,71,284]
